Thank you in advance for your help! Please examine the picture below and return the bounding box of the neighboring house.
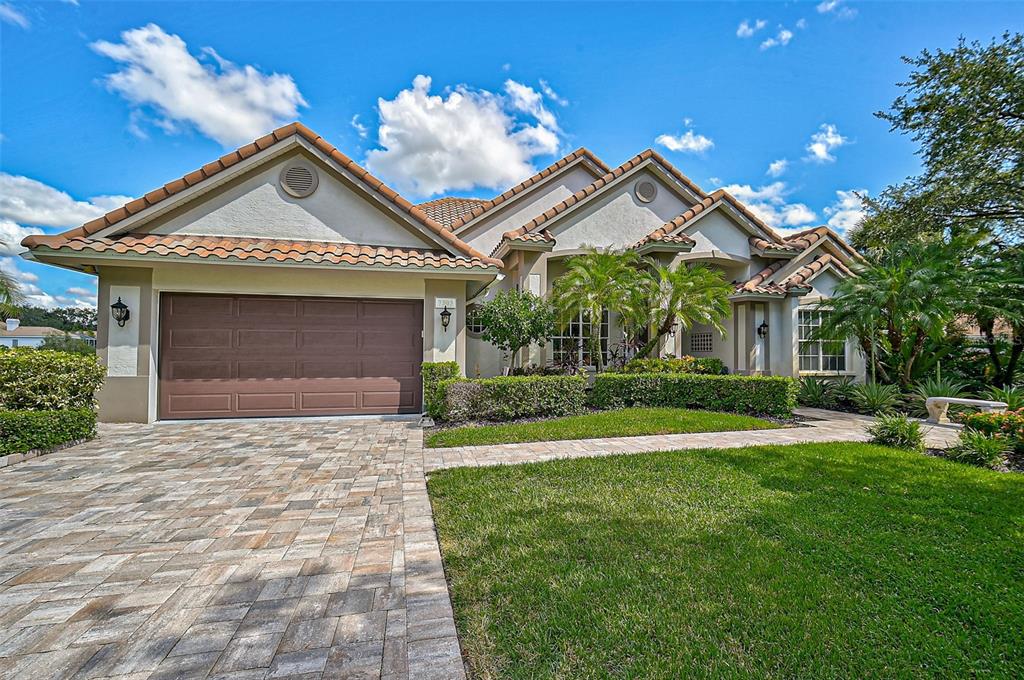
[0,319,96,348]
[21,123,863,423]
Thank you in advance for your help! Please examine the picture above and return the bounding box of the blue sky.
[1,0,1021,309]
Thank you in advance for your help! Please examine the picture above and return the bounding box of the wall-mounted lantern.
[439,305,452,332]
[110,297,131,327]
[668,322,679,338]
[757,320,769,339]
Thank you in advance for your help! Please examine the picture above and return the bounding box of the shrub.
[831,376,858,406]
[0,349,106,411]
[867,413,924,451]
[0,407,97,456]
[422,361,460,419]
[510,364,577,376]
[958,409,1024,455]
[851,382,902,414]
[948,428,1009,469]
[39,334,96,355]
[589,373,797,418]
[621,356,727,375]
[911,375,969,416]
[797,377,835,408]
[438,374,587,423]
[982,385,1023,411]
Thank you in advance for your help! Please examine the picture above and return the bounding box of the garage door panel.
[160,293,423,419]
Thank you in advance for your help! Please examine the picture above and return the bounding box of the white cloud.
[350,114,368,139]
[0,173,132,230]
[91,24,307,146]
[817,0,857,18]
[0,219,37,255]
[539,80,568,107]
[737,19,767,38]
[760,28,794,50]
[796,18,808,29]
[0,257,58,308]
[656,124,714,155]
[766,159,789,178]
[824,188,868,232]
[805,123,848,162]
[718,181,818,228]
[0,3,28,29]
[363,75,563,197]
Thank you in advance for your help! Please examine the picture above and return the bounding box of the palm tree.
[632,262,732,359]
[551,248,641,371]
[0,241,22,318]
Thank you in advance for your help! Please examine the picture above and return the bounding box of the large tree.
[852,33,1024,249]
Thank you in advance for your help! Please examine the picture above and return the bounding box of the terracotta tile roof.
[0,326,82,338]
[444,148,611,231]
[502,149,709,241]
[25,234,498,270]
[733,252,854,296]
[633,196,716,248]
[780,225,863,260]
[416,197,487,227]
[782,253,854,287]
[488,230,555,258]
[749,235,800,253]
[20,122,502,267]
[735,259,788,295]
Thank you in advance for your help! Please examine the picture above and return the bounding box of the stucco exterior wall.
[145,153,435,249]
[95,266,155,423]
[681,211,754,261]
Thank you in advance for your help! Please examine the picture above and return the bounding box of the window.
[551,310,609,366]
[690,332,713,354]
[798,309,846,372]
[466,304,485,334]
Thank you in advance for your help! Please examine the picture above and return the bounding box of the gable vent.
[280,162,319,198]
[635,180,658,203]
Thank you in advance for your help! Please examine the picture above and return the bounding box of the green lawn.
[428,443,1024,678]
[424,407,780,448]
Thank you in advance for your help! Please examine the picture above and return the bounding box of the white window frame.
[798,308,847,373]
[551,310,609,367]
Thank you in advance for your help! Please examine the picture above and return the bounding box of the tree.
[853,33,1024,248]
[6,305,97,332]
[961,243,1024,386]
[551,248,642,372]
[39,334,96,356]
[0,244,22,318]
[475,289,556,374]
[632,262,732,359]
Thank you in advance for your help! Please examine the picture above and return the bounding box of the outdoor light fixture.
[757,320,769,339]
[668,322,679,338]
[439,305,452,332]
[110,297,130,327]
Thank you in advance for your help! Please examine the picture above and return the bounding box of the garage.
[158,293,423,419]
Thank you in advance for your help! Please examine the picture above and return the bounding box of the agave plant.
[982,385,1023,411]
[797,377,835,408]
[830,376,858,406]
[852,381,902,415]
[911,375,969,416]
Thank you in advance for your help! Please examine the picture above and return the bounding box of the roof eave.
[634,242,695,256]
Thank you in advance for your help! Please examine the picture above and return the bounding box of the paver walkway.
[0,408,956,679]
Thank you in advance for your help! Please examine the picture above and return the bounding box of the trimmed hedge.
[422,361,461,419]
[622,356,727,375]
[0,349,106,410]
[589,372,798,418]
[0,407,97,456]
[438,375,587,423]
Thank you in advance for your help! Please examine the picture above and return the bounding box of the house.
[21,123,863,423]
[0,319,96,348]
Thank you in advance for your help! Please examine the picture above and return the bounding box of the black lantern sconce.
[439,306,452,332]
[757,320,769,339]
[110,297,131,327]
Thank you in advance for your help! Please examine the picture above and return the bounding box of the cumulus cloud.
[718,181,818,228]
[350,114,368,139]
[766,159,789,178]
[656,122,714,155]
[364,75,563,197]
[91,24,307,146]
[737,19,767,38]
[760,28,794,50]
[0,3,28,29]
[817,0,857,19]
[0,173,132,233]
[824,188,868,232]
[0,257,58,308]
[539,80,568,107]
[805,123,848,162]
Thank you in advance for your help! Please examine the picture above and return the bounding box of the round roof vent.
[280,162,319,198]
[635,180,658,203]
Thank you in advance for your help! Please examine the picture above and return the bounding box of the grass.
[428,442,1024,679]
[424,407,780,448]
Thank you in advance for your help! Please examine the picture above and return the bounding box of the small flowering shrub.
[958,409,1024,455]
[948,428,1009,469]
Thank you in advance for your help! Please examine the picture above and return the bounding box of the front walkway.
[0,409,954,679]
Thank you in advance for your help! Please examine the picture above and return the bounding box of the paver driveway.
[0,418,462,680]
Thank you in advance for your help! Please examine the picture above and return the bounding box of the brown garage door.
[159,293,423,419]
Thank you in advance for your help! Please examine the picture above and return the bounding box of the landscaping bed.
[425,406,783,448]
[429,442,1024,678]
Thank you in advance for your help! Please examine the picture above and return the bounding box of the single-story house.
[22,123,863,423]
[1,319,96,348]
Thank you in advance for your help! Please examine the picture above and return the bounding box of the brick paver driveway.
[0,418,462,680]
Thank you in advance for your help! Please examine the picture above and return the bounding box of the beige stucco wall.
[681,211,754,262]
[95,266,155,423]
[146,151,435,249]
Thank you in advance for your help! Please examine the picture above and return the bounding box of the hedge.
[589,372,798,418]
[621,356,727,375]
[0,349,107,411]
[438,375,587,423]
[422,361,461,419]
[959,409,1024,455]
[0,407,97,456]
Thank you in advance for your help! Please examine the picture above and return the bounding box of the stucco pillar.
[96,266,155,423]
[424,279,466,373]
